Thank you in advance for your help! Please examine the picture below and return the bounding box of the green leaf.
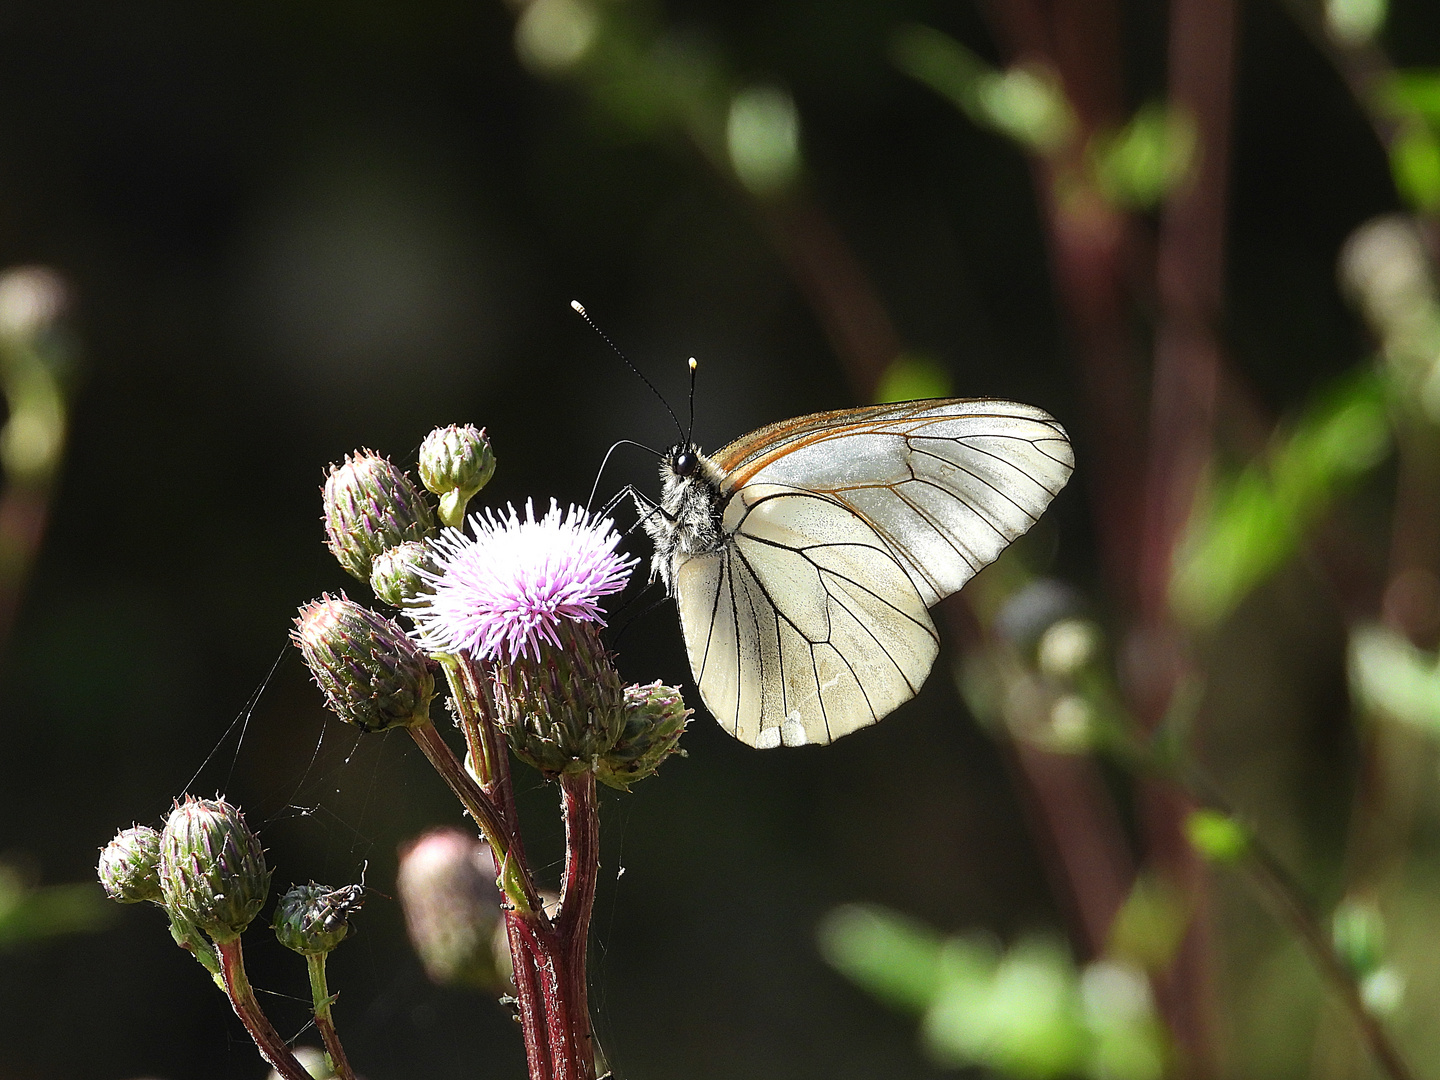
[891,25,1072,153]
[1170,372,1389,628]
[1348,623,1440,732]
[923,936,1086,1079]
[1392,125,1440,212]
[1184,809,1249,864]
[874,354,953,404]
[1090,102,1196,210]
[1378,69,1440,127]
[817,903,950,1013]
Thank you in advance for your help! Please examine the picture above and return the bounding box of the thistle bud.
[491,620,626,776]
[597,682,691,791]
[397,828,504,989]
[370,540,440,608]
[98,825,163,904]
[273,882,364,956]
[323,451,436,581]
[418,425,495,524]
[293,595,435,733]
[158,797,271,945]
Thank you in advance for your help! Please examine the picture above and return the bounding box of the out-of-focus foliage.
[819,904,1167,1080]
[1170,373,1390,628]
[1088,104,1196,211]
[874,354,954,404]
[890,25,1073,155]
[1349,623,1440,732]
[0,861,109,948]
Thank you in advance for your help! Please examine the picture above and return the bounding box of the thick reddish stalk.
[557,771,601,1074]
[215,938,312,1080]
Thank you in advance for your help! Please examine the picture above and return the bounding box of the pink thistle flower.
[413,499,636,665]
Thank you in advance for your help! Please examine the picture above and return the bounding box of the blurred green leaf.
[726,84,802,198]
[1331,899,1386,979]
[891,25,1072,154]
[1108,875,1188,973]
[1324,0,1387,45]
[1090,103,1196,210]
[1170,372,1389,628]
[924,936,1087,1078]
[1392,125,1440,212]
[1348,623,1440,731]
[817,903,952,1013]
[1378,70,1440,127]
[875,354,953,404]
[0,864,110,948]
[1185,809,1249,864]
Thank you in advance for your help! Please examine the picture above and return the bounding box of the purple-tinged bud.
[397,828,505,990]
[370,540,439,608]
[418,425,495,525]
[158,797,271,945]
[98,825,163,904]
[323,450,436,581]
[273,882,363,956]
[293,595,434,733]
[491,620,626,777]
[597,681,691,792]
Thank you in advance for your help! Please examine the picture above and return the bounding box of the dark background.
[0,0,1424,1077]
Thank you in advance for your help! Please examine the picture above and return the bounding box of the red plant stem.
[407,718,547,920]
[508,912,556,1080]
[1142,0,1239,1069]
[215,938,312,1080]
[557,771,601,1074]
[454,657,600,1080]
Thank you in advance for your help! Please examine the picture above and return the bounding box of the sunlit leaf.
[1378,69,1440,127]
[1325,0,1387,46]
[1090,103,1196,210]
[817,903,951,1012]
[1392,125,1440,212]
[1185,809,1249,864]
[1170,372,1389,628]
[874,354,953,404]
[1348,623,1440,732]
[891,25,1072,154]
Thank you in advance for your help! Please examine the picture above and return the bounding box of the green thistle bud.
[293,595,435,733]
[369,540,440,608]
[273,882,364,956]
[158,797,272,945]
[98,825,163,904]
[491,620,626,777]
[597,681,691,792]
[323,450,436,581]
[418,424,495,525]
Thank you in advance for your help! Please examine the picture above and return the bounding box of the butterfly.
[638,397,1073,749]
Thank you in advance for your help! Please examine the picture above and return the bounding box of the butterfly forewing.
[715,400,1074,607]
[676,482,939,747]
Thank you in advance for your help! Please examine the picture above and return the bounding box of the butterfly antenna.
[571,301,685,440]
[685,357,698,446]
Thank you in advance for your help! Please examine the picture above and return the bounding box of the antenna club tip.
[688,357,698,371]
[570,300,587,316]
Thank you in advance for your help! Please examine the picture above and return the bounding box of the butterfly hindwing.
[675,483,939,748]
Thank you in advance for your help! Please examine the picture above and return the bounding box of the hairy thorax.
[638,446,727,596]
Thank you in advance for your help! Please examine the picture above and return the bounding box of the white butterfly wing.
[716,400,1073,607]
[675,483,939,748]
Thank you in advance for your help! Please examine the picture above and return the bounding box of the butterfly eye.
[673,450,699,478]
